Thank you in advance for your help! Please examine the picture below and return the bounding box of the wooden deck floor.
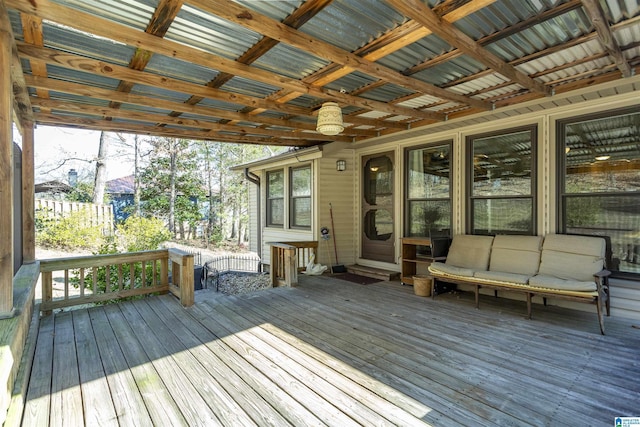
[19,275,640,426]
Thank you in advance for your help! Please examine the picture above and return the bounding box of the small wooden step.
[345,265,400,281]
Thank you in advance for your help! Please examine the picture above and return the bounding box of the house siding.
[241,86,640,321]
[248,183,258,254]
[316,152,357,267]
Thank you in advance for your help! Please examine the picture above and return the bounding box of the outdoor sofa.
[427,234,611,334]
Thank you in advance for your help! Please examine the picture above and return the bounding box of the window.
[405,142,452,237]
[467,126,537,235]
[290,166,311,228]
[266,170,284,227]
[558,107,640,276]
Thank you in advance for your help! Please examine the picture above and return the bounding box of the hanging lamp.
[316,102,344,135]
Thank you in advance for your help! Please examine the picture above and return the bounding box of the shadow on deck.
[11,275,640,426]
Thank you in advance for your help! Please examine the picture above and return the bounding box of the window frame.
[266,169,284,228]
[466,124,538,236]
[403,141,453,238]
[556,105,640,279]
[289,165,312,229]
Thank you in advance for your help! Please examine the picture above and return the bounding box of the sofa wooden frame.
[428,234,612,334]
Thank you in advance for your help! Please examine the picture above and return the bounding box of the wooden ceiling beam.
[17,43,312,117]
[30,98,363,142]
[307,0,493,87]
[190,0,490,110]
[581,0,633,78]
[406,0,584,76]
[7,0,439,122]
[20,14,49,104]
[110,0,184,110]
[0,1,397,117]
[25,75,385,137]
[33,113,315,146]
[0,0,33,130]
[386,0,551,97]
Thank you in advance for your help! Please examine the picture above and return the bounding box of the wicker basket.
[412,275,433,297]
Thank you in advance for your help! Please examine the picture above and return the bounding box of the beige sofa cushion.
[475,270,530,285]
[429,262,475,278]
[489,235,543,276]
[537,234,605,282]
[445,235,494,271]
[529,274,597,292]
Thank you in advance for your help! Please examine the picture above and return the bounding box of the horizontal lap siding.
[317,154,356,267]
[262,229,313,267]
[248,184,258,254]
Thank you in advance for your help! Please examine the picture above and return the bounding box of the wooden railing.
[270,241,318,287]
[39,248,194,314]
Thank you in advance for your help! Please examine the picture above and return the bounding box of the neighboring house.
[233,91,640,321]
[106,175,135,223]
[34,180,73,200]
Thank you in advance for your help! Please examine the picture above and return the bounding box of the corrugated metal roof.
[6,0,640,146]
[56,0,157,31]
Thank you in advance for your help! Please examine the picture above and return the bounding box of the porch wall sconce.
[336,159,346,171]
[316,102,344,135]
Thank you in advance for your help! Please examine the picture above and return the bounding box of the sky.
[27,125,136,184]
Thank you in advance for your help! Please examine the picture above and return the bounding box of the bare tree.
[93,131,109,204]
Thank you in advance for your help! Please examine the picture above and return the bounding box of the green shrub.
[118,216,171,252]
[36,208,103,250]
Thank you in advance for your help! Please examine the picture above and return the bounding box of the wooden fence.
[35,198,114,234]
[39,248,194,314]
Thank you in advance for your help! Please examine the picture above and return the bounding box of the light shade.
[336,159,346,171]
[316,102,344,135]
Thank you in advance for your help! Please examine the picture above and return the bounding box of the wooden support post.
[180,253,194,307]
[41,271,52,316]
[22,122,35,263]
[0,12,14,318]
[270,244,277,286]
[283,246,298,287]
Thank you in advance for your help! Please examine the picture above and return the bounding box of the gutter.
[244,168,262,270]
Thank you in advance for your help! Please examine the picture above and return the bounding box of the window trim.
[465,124,538,236]
[266,169,284,228]
[403,140,453,238]
[289,165,312,230]
[556,105,640,279]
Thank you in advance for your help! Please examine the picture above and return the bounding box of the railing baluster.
[79,268,85,297]
[118,264,123,291]
[105,265,111,294]
[64,269,69,300]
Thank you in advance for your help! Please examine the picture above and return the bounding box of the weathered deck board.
[18,275,640,426]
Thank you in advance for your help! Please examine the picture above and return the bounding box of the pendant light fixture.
[316,102,344,135]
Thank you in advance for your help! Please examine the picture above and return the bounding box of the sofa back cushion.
[489,235,543,276]
[445,235,494,271]
[538,234,605,281]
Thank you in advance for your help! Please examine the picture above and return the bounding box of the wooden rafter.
[581,0,633,78]
[172,0,335,122]
[33,113,315,146]
[191,0,490,111]
[386,0,551,97]
[110,0,184,110]
[406,0,584,76]
[0,0,32,130]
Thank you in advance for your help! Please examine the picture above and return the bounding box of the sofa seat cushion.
[445,235,494,271]
[474,270,530,285]
[429,262,475,278]
[537,234,605,282]
[489,235,542,276]
[529,274,597,292]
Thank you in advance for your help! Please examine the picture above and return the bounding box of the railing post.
[180,253,194,307]
[41,271,52,316]
[270,244,278,287]
[283,246,298,286]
